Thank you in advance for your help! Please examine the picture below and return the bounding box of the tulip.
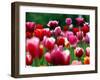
[75,17,84,26]
[35,24,43,29]
[26,22,36,32]
[68,35,78,48]
[51,47,70,65]
[44,52,51,63]
[56,36,65,46]
[26,52,33,65]
[74,47,84,58]
[34,29,44,40]
[84,56,90,64]
[86,47,90,57]
[73,27,79,35]
[76,31,84,40]
[81,24,89,34]
[65,18,72,25]
[54,26,61,36]
[83,32,90,44]
[44,37,55,50]
[72,60,82,65]
[26,37,40,58]
[43,28,51,37]
[65,31,74,40]
[47,20,59,28]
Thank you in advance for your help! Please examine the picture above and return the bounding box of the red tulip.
[26,52,33,65]
[44,52,51,63]
[26,22,36,32]
[34,29,44,40]
[73,28,79,35]
[81,25,89,34]
[35,24,43,29]
[86,47,90,57]
[56,36,65,46]
[74,47,84,58]
[63,26,68,31]
[43,28,51,37]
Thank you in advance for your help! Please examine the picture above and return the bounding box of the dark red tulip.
[81,25,89,34]
[63,26,68,31]
[26,32,33,38]
[43,28,51,37]
[73,28,79,35]
[56,36,65,46]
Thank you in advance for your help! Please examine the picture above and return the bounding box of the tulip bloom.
[26,32,33,38]
[76,31,84,40]
[74,47,84,58]
[34,29,44,40]
[84,56,90,64]
[47,20,59,28]
[82,24,89,34]
[86,47,90,57]
[35,24,43,29]
[68,35,78,48]
[54,26,61,36]
[65,31,74,40]
[43,28,51,37]
[26,22,36,32]
[26,37,40,58]
[44,37,55,50]
[51,47,70,65]
[73,27,79,35]
[65,18,72,25]
[75,17,84,26]
[56,36,65,46]
[83,32,90,44]
[72,60,82,65]
[26,52,33,65]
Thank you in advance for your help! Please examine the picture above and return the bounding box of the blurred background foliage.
[26,12,90,28]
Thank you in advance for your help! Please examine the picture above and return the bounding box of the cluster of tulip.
[26,17,90,66]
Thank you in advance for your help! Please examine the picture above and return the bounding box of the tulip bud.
[65,18,72,25]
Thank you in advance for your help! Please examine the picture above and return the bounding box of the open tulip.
[74,47,84,58]
[65,18,72,25]
[26,52,33,65]
[47,20,59,28]
[54,26,61,36]
[72,60,82,65]
[26,22,36,32]
[86,47,90,57]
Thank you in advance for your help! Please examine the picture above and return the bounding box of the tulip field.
[26,12,90,66]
